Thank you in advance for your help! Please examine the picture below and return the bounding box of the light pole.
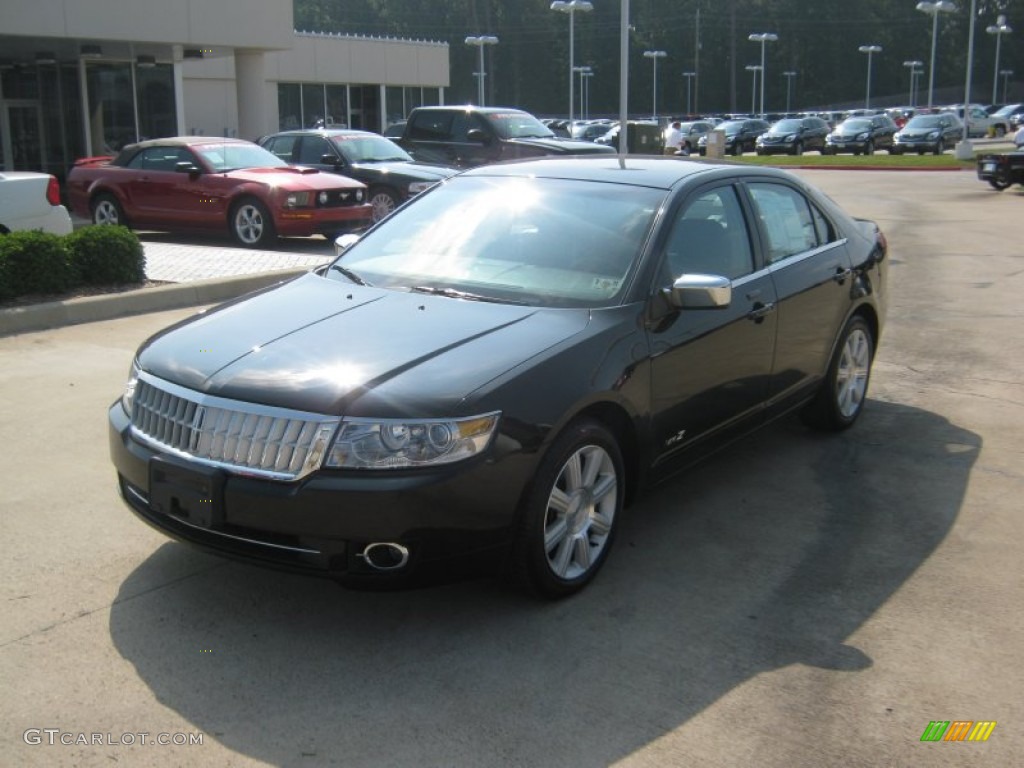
[1000,69,1013,104]
[859,45,882,110]
[551,1,594,128]
[683,71,696,116]
[573,65,592,120]
[581,69,594,119]
[903,60,924,106]
[748,33,778,119]
[986,15,1012,105]
[464,36,498,106]
[782,71,797,114]
[916,1,957,108]
[643,50,667,118]
[745,65,762,115]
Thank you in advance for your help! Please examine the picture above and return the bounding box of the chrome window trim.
[729,239,847,288]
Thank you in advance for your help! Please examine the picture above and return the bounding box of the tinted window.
[664,186,753,281]
[264,135,297,163]
[748,183,823,264]
[408,112,454,141]
[298,135,333,164]
[125,147,192,171]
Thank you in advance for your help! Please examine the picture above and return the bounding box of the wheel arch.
[558,400,644,508]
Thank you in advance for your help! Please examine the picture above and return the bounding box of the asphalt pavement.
[1,169,1022,767]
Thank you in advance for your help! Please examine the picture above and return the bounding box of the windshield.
[332,135,412,163]
[328,175,664,308]
[195,143,286,172]
[485,112,557,140]
[770,119,804,133]
[718,120,745,136]
[992,104,1020,118]
[905,115,942,129]
[839,119,871,131]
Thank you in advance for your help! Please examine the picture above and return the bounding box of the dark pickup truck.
[396,106,615,169]
[977,151,1024,190]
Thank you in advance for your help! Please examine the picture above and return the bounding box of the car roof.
[264,129,382,139]
[124,136,255,151]
[412,105,529,115]
[460,155,794,190]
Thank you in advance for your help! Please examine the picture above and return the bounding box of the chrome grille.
[130,372,339,481]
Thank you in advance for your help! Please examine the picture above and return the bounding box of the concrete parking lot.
[1,170,1021,767]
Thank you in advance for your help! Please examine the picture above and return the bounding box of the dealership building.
[0,0,450,179]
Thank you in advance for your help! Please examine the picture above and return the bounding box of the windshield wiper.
[409,285,527,305]
[329,264,370,286]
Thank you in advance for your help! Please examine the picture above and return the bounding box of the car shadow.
[136,230,335,255]
[108,400,977,766]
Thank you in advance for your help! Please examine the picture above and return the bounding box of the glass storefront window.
[278,83,301,130]
[136,64,175,142]
[302,83,324,128]
[85,62,136,154]
[325,84,347,128]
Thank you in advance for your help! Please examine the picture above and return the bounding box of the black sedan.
[109,157,887,598]
[756,116,830,155]
[260,129,457,221]
[824,114,898,155]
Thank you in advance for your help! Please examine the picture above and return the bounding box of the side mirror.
[321,153,341,166]
[175,161,200,175]
[666,274,731,310]
[334,233,361,257]
[466,128,490,144]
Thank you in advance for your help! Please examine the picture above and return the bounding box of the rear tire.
[512,419,623,599]
[802,316,874,432]
[91,193,127,228]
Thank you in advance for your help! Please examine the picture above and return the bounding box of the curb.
[0,267,310,337]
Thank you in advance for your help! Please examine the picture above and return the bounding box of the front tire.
[933,139,944,156]
[230,198,275,247]
[864,140,874,156]
[988,176,1011,191]
[791,141,804,156]
[513,419,623,599]
[802,316,875,431]
[91,193,126,228]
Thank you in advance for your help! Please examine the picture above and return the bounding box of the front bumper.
[109,402,532,582]
[274,203,374,237]
[825,138,868,153]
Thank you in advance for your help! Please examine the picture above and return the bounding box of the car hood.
[348,160,456,183]
[137,272,591,416]
[506,137,615,155]
[225,166,364,190]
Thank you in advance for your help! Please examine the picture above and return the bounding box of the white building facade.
[0,0,449,179]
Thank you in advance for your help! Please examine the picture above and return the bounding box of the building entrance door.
[2,102,44,171]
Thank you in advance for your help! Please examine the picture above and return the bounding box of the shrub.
[0,230,75,301]
[65,225,146,285]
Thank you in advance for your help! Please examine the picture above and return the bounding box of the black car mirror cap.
[320,153,342,166]
[175,161,200,175]
[668,273,732,310]
[466,128,491,144]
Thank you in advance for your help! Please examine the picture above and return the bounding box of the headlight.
[856,132,869,141]
[928,131,939,139]
[786,134,797,141]
[894,132,903,140]
[407,181,434,195]
[285,191,313,208]
[122,361,139,415]
[325,412,500,469]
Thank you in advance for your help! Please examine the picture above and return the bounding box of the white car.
[0,171,73,236]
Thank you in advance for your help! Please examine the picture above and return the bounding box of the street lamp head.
[986,17,1012,35]
[551,0,593,12]
[859,45,883,54]
[745,64,762,71]
[643,50,667,59]
[748,33,778,43]
[464,35,499,46]
[903,59,924,68]
[916,1,956,14]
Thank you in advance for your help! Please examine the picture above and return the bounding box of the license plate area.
[982,162,996,172]
[150,458,225,529]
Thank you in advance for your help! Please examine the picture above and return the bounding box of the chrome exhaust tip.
[359,542,410,571]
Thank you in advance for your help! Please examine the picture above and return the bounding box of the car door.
[647,182,778,469]
[744,181,854,407]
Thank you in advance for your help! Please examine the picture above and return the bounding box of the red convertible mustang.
[67,137,374,247]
